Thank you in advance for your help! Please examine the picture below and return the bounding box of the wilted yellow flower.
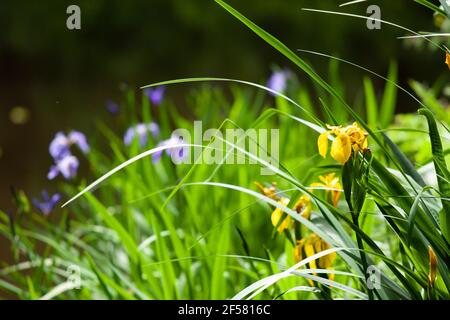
[311,173,342,207]
[255,181,280,201]
[346,123,369,152]
[294,233,336,280]
[257,183,312,233]
[318,123,368,164]
[446,51,450,71]
[269,195,312,233]
[428,246,438,287]
[294,195,312,220]
[271,197,291,233]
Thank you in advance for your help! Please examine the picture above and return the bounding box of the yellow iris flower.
[255,182,312,233]
[294,233,336,281]
[255,181,280,200]
[318,122,368,164]
[270,195,312,233]
[271,197,292,233]
[310,173,342,207]
[295,195,312,220]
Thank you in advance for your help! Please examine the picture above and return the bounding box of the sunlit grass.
[0,0,449,300]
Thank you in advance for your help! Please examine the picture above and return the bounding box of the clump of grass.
[0,0,449,300]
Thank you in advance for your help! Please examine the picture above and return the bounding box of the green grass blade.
[418,108,450,242]
[363,77,378,128]
[380,61,398,128]
[381,132,426,187]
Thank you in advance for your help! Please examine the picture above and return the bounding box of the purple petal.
[123,127,135,146]
[49,132,70,160]
[152,149,164,163]
[147,122,160,138]
[135,124,148,148]
[57,155,79,180]
[173,146,186,162]
[144,87,165,106]
[32,191,61,216]
[168,136,187,162]
[152,140,167,163]
[32,198,43,213]
[138,134,148,148]
[69,131,90,153]
[47,165,59,180]
[267,70,289,94]
[41,190,50,202]
[106,100,120,115]
[51,193,62,206]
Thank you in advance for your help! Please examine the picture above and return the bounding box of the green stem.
[352,214,374,300]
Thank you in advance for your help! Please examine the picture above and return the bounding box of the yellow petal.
[332,190,341,207]
[295,195,312,220]
[310,182,324,188]
[319,174,328,184]
[320,249,336,269]
[255,181,280,200]
[271,208,290,233]
[294,240,304,263]
[363,136,368,149]
[309,235,335,269]
[313,239,323,256]
[446,51,450,71]
[428,246,438,287]
[317,132,329,158]
[328,272,335,281]
[271,208,282,229]
[304,243,317,270]
[301,204,311,220]
[255,181,265,193]
[280,216,291,233]
[271,198,291,233]
[330,133,352,164]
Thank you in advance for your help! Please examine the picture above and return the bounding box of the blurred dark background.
[0,0,444,212]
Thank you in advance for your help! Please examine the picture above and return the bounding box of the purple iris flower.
[124,122,160,148]
[69,130,90,153]
[267,70,290,95]
[152,140,169,163]
[49,132,71,160]
[49,130,89,160]
[48,155,79,180]
[144,86,165,106]
[152,135,187,163]
[68,131,90,154]
[32,191,61,216]
[106,100,120,115]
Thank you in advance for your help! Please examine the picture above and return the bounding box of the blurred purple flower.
[106,100,120,115]
[48,155,79,180]
[32,191,61,216]
[124,122,160,148]
[68,131,90,153]
[144,86,165,106]
[49,132,71,160]
[267,70,290,95]
[152,135,187,163]
[152,143,165,163]
[49,130,89,160]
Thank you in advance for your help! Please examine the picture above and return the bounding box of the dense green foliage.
[0,0,449,300]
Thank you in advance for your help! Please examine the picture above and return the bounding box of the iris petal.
[330,133,352,164]
[317,132,329,158]
[271,198,290,233]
